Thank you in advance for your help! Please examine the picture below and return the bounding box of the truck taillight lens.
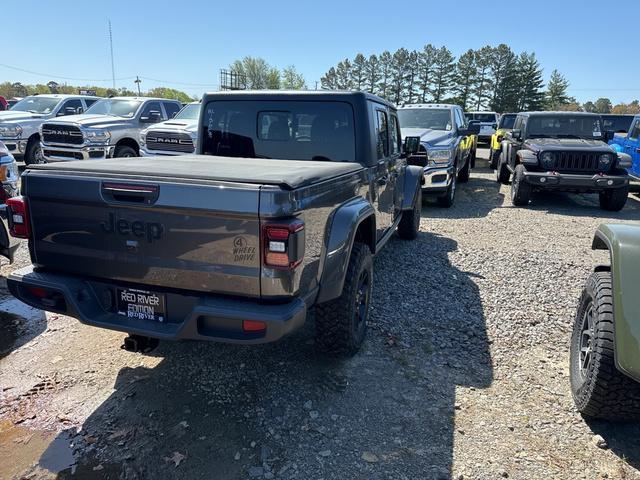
[6,196,30,239]
[263,220,305,269]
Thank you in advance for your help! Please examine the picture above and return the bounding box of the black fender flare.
[400,165,423,210]
[316,198,376,304]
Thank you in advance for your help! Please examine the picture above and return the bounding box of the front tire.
[496,153,510,184]
[570,271,640,420]
[599,186,628,212]
[113,145,138,158]
[397,188,421,240]
[24,137,45,165]
[436,173,456,208]
[315,243,373,356]
[510,164,531,206]
[489,148,500,170]
[457,156,470,183]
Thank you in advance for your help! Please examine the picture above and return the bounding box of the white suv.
[465,111,499,143]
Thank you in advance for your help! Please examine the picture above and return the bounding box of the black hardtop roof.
[201,90,396,109]
[601,113,636,117]
[518,111,601,117]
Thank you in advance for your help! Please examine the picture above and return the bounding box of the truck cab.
[140,102,200,156]
[40,97,182,162]
[465,111,499,143]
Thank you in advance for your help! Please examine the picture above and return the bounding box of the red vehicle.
[0,96,7,111]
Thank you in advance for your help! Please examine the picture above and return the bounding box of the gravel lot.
[2,148,640,480]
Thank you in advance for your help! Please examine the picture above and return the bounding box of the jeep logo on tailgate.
[101,212,163,243]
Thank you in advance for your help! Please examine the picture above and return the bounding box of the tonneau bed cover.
[28,155,363,190]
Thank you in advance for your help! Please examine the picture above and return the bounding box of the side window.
[513,116,523,132]
[163,102,181,119]
[140,101,162,120]
[629,120,640,140]
[84,98,97,108]
[375,110,389,159]
[454,109,465,130]
[59,99,83,116]
[389,114,401,155]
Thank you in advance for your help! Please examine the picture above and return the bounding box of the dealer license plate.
[116,288,166,322]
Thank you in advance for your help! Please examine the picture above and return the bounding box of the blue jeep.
[609,115,640,179]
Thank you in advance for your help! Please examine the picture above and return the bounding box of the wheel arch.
[316,198,376,304]
[115,137,140,154]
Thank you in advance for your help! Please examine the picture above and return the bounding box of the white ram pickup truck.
[140,102,200,156]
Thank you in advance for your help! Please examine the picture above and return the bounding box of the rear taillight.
[263,220,305,269]
[6,196,30,239]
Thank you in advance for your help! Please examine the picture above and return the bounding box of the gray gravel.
[2,148,640,479]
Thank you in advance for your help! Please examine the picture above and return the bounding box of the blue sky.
[2,0,638,103]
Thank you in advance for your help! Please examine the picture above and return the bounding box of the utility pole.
[108,20,115,89]
[134,76,142,96]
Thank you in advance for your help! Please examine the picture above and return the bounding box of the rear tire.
[315,243,373,356]
[489,148,500,170]
[113,145,138,158]
[457,157,470,183]
[599,186,628,212]
[496,153,510,185]
[510,164,531,206]
[570,271,640,420]
[397,188,421,240]
[24,137,45,165]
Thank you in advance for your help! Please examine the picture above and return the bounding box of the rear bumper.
[7,266,307,344]
[41,143,115,162]
[421,164,454,194]
[0,205,19,262]
[522,170,629,191]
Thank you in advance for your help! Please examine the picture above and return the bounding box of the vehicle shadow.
[523,190,640,220]
[585,419,640,470]
[39,231,492,480]
[422,175,505,220]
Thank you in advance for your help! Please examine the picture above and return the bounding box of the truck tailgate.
[24,171,262,297]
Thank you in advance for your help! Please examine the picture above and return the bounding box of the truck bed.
[28,155,363,190]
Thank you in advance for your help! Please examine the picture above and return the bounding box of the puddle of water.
[0,419,75,479]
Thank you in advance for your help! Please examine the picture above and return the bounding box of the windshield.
[398,109,452,131]
[175,103,200,120]
[602,115,634,133]
[85,99,142,118]
[10,96,61,114]
[498,115,516,129]
[201,100,355,162]
[468,113,497,123]
[527,115,603,139]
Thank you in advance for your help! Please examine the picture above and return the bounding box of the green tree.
[514,52,545,111]
[390,48,410,104]
[320,67,338,90]
[281,66,306,90]
[416,44,437,103]
[489,44,518,112]
[147,87,194,102]
[364,54,380,95]
[231,56,272,89]
[583,101,596,112]
[545,69,570,110]
[431,47,455,103]
[594,97,612,114]
[452,49,477,110]
[377,51,393,99]
[350,54,367,91]
[335,59,353,90]
[471,46,493,110]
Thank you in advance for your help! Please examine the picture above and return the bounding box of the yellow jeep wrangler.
[489,113,517,169]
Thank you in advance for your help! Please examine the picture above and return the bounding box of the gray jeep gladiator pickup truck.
[6,91,423,355]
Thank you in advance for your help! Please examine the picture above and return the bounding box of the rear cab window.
[201,100,356,162]
[375,110,389,159]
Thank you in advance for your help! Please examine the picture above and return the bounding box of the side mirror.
[604,130,615,142]
[403,136,422,155]
[141,111,162,123]
[461,121,481,136]
[492,123,498,129]
[510,129,522,141]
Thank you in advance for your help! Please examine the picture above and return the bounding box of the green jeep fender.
[592,223,640,382]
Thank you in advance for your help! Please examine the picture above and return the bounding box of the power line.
[0,62,134,83]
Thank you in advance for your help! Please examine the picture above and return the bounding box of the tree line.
[228,57,307,90]
[320,44,553,112]
[0,81,196,103]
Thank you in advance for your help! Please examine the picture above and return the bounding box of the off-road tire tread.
[496,154,510,184]
[315,243,372,356]
[511,164,531,206]
[570,271,640,420]
[599,186,628,212]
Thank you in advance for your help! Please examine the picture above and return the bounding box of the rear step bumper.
[7,266,307,344]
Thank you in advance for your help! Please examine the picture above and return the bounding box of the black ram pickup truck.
[6,91,423,355]
[496,111,632,211]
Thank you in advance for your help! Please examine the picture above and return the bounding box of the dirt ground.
[2,148,640,480]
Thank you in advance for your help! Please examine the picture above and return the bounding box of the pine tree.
[390,48,410,104]
[452,49,477,110]
[489,44,519,113]
[404,51,420,104]
[364,54,380,95]
[472,46,494,110]
[545,69,570,110]
[320,67,338,90]
[431,47,455,103]
[514,52,545,111]
[282,66,307,90]
[378,51,393,100]
[416,44,437,103]
[335,59,353,90]
[351,54,367,91]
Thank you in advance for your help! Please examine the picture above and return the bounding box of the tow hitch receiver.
[122,334,159,353]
